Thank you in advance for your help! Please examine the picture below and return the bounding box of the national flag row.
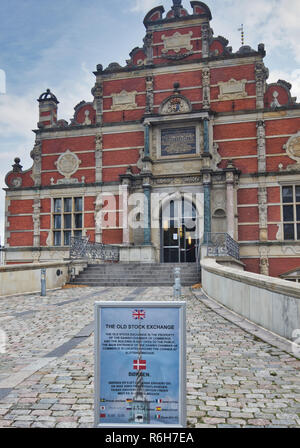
[101,398,164,404]
[100,413,163,420]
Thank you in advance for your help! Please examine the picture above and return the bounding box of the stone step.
[78,273,199,280]
[69,262,200,287]
[69,281,195,287]
[83,268,199,274]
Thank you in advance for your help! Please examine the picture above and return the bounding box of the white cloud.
[130,0,163,13]
[0,94,37,139]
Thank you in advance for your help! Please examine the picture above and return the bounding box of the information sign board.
[94,301,186,428]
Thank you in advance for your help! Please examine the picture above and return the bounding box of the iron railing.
[70,237,119,262]
[205,233,240,261]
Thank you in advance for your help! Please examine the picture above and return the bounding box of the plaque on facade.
[111,90,137,111]
[218,78,247,101]
[161,127,196,156]
[94,301,186,427]
[161,31,193,54]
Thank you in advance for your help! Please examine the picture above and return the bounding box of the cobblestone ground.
[0,286,299,428]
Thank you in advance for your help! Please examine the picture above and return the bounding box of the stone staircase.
[68,263,200,287]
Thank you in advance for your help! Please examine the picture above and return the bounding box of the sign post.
[94,301,186,428]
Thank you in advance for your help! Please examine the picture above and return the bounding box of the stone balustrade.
[201,257,300,341]
[0,260,87,297]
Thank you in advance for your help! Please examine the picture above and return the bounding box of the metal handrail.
[70,237,119,262]
[205,233,240,261]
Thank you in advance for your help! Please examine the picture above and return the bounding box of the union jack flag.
[132,309,145,320]
[133,359,146,370]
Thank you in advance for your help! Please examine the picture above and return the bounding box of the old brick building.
[3,0,300,279]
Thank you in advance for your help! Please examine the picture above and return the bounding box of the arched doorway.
[160,197,199,263]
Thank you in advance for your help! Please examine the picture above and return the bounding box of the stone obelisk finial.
[172,0,182,16]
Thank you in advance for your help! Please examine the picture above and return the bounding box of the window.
[282,186,300,240]
[53,197,83,246]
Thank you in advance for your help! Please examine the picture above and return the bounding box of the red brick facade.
[3,1,300,279]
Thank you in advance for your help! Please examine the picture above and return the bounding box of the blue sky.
[0,0,299,247]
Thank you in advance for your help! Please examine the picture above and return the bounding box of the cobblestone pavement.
[0,286,299,428]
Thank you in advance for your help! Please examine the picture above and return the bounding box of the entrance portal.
[161,198,198,263]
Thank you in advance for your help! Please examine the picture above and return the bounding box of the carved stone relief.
[255,61,269,109]
[276,224,283,241]
[91,81,103,124]
[201,23,211,58]
[30,139,42,186]
[259,246,270,276]
[32,199,41,247]
[143,32,153,63]
[160,95,192,115]
[95,133,103,183]
[218,79,247,101]
[55,150,81,180]
[137,148,144,171]
[153,176,201,186]
[46,232,52,247]
[211,142,222,171]
[256,120,266,172]
[145,76,154,114]
[11,177,22,188]
[258,186,268,241]
[270,91,281,109]
[283,132,300,170]
[202,67,210,109]
[111,90,137,111]
[161,31,193,54]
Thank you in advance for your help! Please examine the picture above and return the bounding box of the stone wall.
[0,261,73,297]
[201,257,300,341]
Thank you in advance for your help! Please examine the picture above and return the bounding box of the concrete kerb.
[191,287,300,361]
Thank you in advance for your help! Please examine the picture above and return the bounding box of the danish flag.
[133,359,147,370]
[132,309,145,320]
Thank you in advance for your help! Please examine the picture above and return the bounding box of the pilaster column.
[203,117,210,155]
[203,173,212,240]
[258,184,268,241]
[226,171,235,238]
[95,132,103,183]
[143,183,152,246]
[202,117,212,241]
[144,123,150,157]
[33,199,41,247]
[257,120,266,172]
[121,183,130,245]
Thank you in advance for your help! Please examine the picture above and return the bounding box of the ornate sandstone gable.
[161,31,193,54]
[218,79,247,101]
[111,90,137,111]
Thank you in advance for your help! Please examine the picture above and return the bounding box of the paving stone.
[56,422,78,428]
[0,286,299,429]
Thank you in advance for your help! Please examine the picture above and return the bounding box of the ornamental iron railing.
[205,233,240,261]
[70,237,119,262]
